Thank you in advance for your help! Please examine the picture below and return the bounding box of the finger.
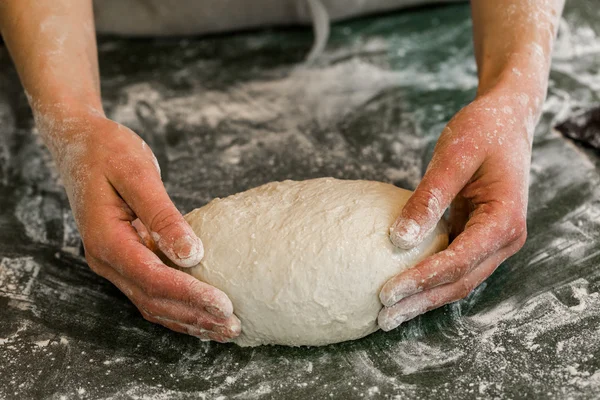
[90,254,240,338]
[139,297,241,339]
[89,217,234,320]
[378,248,508,331]
[381,202,526,307]
[390,127,485,249]
[108,151,203,268]
[143,313,230,343]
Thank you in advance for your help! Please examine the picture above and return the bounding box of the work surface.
[1,2,600,399]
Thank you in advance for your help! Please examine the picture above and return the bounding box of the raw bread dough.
[184,178,448,346]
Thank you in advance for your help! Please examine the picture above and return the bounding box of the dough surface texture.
[184,178,448,346]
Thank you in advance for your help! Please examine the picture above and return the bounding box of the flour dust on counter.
[1,1,600,399]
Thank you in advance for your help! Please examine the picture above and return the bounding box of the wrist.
[32,94,107,161]
[476,62,548,118]
[476,45,551,111]
[29,89,104,120]
[471,69,545,147]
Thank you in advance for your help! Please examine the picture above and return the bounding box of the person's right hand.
[40,108,241,342]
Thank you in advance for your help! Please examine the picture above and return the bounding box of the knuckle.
[137,302,157,321]
[512,215,527,237]
[81,233,103,259]
[409,266,426,287]
[450,260,471,282]
[183,279,209,305]
[456,280,475,300]
[140,309,155,323]
[86,258,102,275]
[186,278,204,293]
[192,315,212,330]
[194,331,211,340]
[137,299,162,322]
[513,228,528,250]
[149,206,183,237]
[435,251,470,284]
[142,281,163,300]
[415,188,440,208]
[407,186,445,221]
[179,325,195,336]
[504,213,527,246]
[108,156,158,189]
[82,241,110,276]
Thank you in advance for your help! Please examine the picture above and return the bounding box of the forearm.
[0,0,102,117]
[471,0,564,107]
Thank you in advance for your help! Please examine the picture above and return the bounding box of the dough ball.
[184,178,448,346]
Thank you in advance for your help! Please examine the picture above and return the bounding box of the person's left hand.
[378,86,535,331]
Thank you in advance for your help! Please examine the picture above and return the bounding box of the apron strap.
[305,0,330,62]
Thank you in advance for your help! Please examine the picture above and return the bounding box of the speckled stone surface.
[1,2,600,399]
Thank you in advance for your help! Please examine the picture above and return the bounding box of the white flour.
[0,2,599,398]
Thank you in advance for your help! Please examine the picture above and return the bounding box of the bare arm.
[0,0,102,116]
[380,0,564,330]
[472,0,563,100]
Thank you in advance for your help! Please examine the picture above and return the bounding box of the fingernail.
[378,310,407,332]
[390,218,421,249]
[379,296,433,331]
[173,234,196,258]
[173,234,204,267]
[380,279,420,307]
[229,317,242,336]
[208,331,230,343]
[205,305,226,319]
[190,327,229,343]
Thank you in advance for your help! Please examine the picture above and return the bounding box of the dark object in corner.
[555,106,600,152]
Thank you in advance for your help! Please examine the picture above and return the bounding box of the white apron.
[93,0,462,59]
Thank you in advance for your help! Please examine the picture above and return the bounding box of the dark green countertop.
[1,2,599,399]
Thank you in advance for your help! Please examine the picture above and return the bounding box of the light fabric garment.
[93,0,461,36]
[94,0,461,60]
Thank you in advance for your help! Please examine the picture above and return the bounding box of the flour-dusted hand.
[379,92,530,331]
[378,0,565,331]
[39,110,241,342]
[0,0,241,342]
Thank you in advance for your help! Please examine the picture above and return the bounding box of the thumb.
[110,162,203,269]
[146,204,204,269]
[390,128,484,249]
